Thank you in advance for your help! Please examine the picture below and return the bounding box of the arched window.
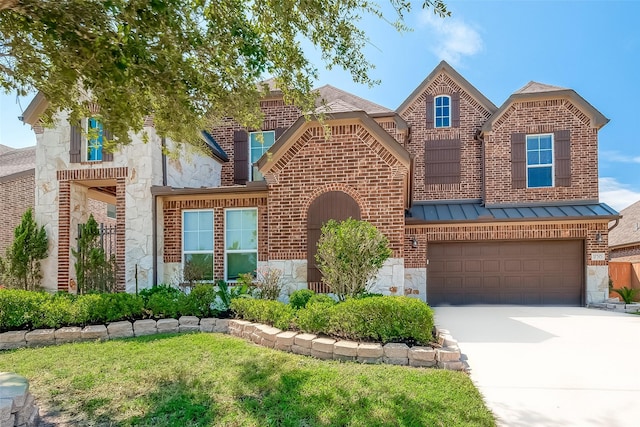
[434,95,451,128]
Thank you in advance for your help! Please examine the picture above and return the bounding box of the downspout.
[608,218,620,232]
[152,137,168,287]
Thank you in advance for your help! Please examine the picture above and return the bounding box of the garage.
[427,240,584,306]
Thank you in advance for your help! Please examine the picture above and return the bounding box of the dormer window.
[526,134,554,188]
[249,130,275,181]
[86,118,104,161]
[434,95,451,128]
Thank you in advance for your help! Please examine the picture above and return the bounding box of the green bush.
[328,296,433,344]
[308,293,336,306]
[179,284,217,317]
[294,300,334,334]
[611,287,639,304]
[289,289,315,309]
[231,298,295,330]
[141,285,182,319]
[0,290,49,331]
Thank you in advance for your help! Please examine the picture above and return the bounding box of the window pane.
[226,210,242,230]
[527,151,540,165]
[435,97,443,107]
[436,118,443,128]
[242,208,257,224]
[442,97,449,107]
[442,117,450,127]
[184,253,214,281]
[241,229,257,250]
[539,149,552,165]
[183,231,199,251]
[199,231,213,251]
[527,137,539,150]
[227,253,257,280]
[226,229,242,250]
[539,135,552,149]
[528,167,552,187]
[198,211,213,231]
[184,212,198,231]
[442,106,449,117]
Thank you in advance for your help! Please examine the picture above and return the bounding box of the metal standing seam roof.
[407,200,619,223]
[201,131,229,162]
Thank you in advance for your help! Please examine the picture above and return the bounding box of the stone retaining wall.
[0,373,39,427]
[0,317,465,371]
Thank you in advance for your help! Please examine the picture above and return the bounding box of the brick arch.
[301,183,367,222]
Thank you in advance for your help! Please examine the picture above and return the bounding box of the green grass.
[0,333,495,426]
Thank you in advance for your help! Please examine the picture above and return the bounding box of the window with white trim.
[87,117,104,161]
[182,210,214,281]
[225,208,258,281]
[434,95,451,128]
[526,134,553,188]
[106,203,116,219]
[249,131,275,181]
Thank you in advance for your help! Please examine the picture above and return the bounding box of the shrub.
[215,280,253,314]
[72,215,117,294]
[611,287,639,304]
[294,300,334,334]
[315,218,391,301]
[328,296,433,344]
[179,284,217,317]
[289,289,315,309]
[0,208,48,291]
[231,299,295,330]
[255,267,284,300]
[307,293,336,306]
[141,285,182,319]
[0,290,49,331]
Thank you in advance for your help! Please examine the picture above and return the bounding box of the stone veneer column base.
[586,265,609,304]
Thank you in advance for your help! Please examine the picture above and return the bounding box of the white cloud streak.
[599,177,640,211]
[600,150,640,164]
[418,12,483,66]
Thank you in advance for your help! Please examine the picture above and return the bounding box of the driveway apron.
[434,306,640,427]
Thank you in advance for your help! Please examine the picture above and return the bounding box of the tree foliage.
[0,207,48,290]
[0,0,449,149]
[315,218,392,300]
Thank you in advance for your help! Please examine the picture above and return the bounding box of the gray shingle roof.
[0,145,36,178]
[514,81,568,94]
[407,200,619,223]
[315,85,393,115]
[609,199,640,248]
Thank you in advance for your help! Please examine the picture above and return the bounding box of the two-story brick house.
[24,61,618,304]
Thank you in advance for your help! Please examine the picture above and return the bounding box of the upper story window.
[87,118,104,161]
[249,131,275,181]
[434,95,451,128]
[526,134,553,188]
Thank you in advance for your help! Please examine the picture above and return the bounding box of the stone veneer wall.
[0,373,39,427]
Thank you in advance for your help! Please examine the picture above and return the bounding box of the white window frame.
[224,207,258,282]
[434,95,451,128]
[249,130,275,181]
[182,209,215,282]
[526,133,554,188]
[85,117,104,162]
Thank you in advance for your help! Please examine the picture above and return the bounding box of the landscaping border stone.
[0,372,39,427]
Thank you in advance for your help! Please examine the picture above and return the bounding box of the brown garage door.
[428,240,583,305]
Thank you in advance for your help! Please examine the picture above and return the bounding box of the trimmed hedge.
[232,295,434,344]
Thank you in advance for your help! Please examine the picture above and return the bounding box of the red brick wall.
[265,122,408,260]
[404,221,609,269]
[210,98,300,187]
[162,195,268,280]
[87,198,117,226]
[484,99,599,205]
[400,72,493,201]
[0,171,35,255]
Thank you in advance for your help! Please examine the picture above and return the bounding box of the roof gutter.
[406,215,621,226]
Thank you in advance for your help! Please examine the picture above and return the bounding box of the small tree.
[1,208,48,290]
[315,218,392,301]
[72,215,117,294]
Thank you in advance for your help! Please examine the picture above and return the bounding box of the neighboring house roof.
[482,82,609,132]
[201,131,230,162]
[315,85,394,116]
[0,145,36,179]
[407,200,619,224]
[396,60,498,115]
[609,199,640,249]
[0,144,15,155]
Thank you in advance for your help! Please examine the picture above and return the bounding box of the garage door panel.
[428,240,583,306]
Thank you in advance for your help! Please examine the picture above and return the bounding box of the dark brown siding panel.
[425,94,434,129]
[233,130,249,185]
[70,123,82,163]
[275,127,286,140]
[307,191,361,291]
[511,133,526,189]
[103,128,113,162]
[451,92,460,128]
[554,130,571,187]
[425,139,461,185]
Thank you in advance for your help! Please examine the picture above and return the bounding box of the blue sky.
[1,0,639,210]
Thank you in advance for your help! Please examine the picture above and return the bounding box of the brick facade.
[0,171,35,255]
[484,99,599,205]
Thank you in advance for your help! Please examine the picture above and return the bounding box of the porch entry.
[306,191,361,293]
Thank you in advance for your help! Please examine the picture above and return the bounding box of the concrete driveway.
[434,306,640,427]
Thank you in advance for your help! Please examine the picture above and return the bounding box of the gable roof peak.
[515,81,568,94]
[314,84,393,115]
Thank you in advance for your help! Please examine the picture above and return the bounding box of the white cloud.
[418,11,483,66]
[600,150,640,164]
[599,177,640,211]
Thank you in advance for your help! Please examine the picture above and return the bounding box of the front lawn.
[0,333,494,426]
